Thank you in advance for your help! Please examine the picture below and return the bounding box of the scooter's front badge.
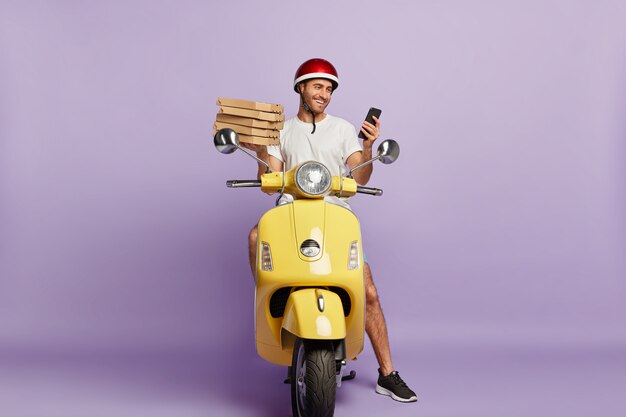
[316,315,332,337]
[300,239,320,257]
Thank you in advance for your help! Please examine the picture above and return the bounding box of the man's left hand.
[360,115,380,147]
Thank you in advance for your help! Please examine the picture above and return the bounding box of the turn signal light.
[348,241,359,270]
[261,242,273,271]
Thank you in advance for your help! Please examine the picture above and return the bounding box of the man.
[246,58,417,403]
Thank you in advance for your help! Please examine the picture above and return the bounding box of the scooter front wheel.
[291,338,336,417]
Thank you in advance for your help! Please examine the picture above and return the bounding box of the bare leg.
[364,262,394,376]
[248,225,258,280]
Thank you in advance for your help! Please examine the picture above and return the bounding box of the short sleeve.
[267,144,283,162]
[342,123,362,164]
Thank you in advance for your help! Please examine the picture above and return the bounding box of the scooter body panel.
[255,199,365,366]
[281,288,346,340]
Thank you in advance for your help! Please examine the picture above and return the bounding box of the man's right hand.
[239,142,273,179]
[240,142,267,155]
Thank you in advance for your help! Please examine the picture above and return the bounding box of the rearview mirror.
[214,128,240,154]
[377,139,400,164]
[213,128,271,173]
[348,139,400,177]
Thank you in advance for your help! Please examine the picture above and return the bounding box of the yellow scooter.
[214,128,400,417]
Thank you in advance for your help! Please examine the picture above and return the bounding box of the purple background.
[1,0,625,416]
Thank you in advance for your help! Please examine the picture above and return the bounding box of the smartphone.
[358,107,382,139]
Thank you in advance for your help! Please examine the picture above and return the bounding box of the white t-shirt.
[267,114,362,209]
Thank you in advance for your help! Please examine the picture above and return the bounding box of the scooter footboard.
[281,288,346,349]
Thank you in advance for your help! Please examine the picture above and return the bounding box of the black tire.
[291,338,336,417]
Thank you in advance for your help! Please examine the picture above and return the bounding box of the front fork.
[335,359,356,387]
[332,339,355,387]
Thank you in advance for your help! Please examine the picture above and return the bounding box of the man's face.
[299,79,333,113]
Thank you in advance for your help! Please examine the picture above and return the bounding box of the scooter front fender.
[281,288,346,347]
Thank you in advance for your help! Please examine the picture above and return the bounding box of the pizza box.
[237,133,280,146]
[217,97,284,114]
[218,105,284,122]
[214,121,280,138]
[215,113,284,130]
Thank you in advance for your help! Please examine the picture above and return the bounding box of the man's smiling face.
[299,78,333,114]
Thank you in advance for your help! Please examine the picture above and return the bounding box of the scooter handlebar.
[226,179,381,195]
[356,186,383,196]
[226,180,262,188]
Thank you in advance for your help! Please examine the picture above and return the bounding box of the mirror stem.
[238,145,271,173]
[348,155,381,178]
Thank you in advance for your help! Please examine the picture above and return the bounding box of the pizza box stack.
[214,97,284,146]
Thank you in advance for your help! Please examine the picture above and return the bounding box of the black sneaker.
[376,369,418,402]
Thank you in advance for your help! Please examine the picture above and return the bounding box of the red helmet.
[293,58,339,93]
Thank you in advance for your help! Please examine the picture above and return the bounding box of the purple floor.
[2,339,625,417]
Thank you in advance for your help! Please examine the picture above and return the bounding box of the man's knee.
[249,225,258,248]
[366,282,380,305]
[364,263,380,305]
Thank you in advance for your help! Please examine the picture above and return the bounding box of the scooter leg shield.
[281,289,346,349]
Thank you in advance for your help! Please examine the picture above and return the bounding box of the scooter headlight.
[295,162,332,197]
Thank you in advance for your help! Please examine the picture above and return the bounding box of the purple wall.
[1,0,625,374]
